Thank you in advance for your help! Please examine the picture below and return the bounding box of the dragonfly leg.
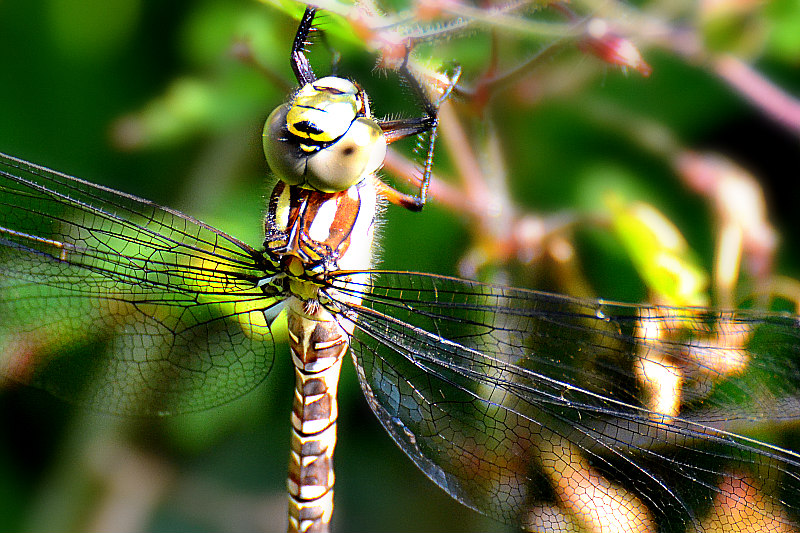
[378,55,461,212]
[291,6,319,86]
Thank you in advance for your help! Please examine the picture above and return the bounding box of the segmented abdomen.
[285,297,356,533]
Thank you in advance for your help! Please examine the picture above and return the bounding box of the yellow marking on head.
[287,77,360,143]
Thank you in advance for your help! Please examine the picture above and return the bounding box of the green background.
[0,0,798,531]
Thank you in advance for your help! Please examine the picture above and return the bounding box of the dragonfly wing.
[0,153,281,415]
[333,270,800,530]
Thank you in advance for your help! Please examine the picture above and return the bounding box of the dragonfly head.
[263,76,386,193]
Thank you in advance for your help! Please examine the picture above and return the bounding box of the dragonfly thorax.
[263,76,387,193]
[263,179,379,280]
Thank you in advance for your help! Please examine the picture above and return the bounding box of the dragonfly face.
[263,76,386,193]
[1,5,800,533]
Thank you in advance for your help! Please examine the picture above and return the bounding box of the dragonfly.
[2,5,800,533]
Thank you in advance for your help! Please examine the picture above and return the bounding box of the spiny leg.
[291,6,319,85]
[378,51,461,211]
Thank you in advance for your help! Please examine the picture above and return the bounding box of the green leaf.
[607,196,709,306]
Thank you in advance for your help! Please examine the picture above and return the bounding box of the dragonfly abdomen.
[286,297,353,533]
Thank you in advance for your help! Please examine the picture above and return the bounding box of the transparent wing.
[0,153,281,415]
[329,270,800,531]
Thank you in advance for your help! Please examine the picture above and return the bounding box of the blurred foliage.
[0,0,798,531]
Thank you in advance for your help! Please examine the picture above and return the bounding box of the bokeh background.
[0,0,799,531]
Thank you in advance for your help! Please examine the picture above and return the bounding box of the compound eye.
[263,104,306,185]
[306,117,386,192]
